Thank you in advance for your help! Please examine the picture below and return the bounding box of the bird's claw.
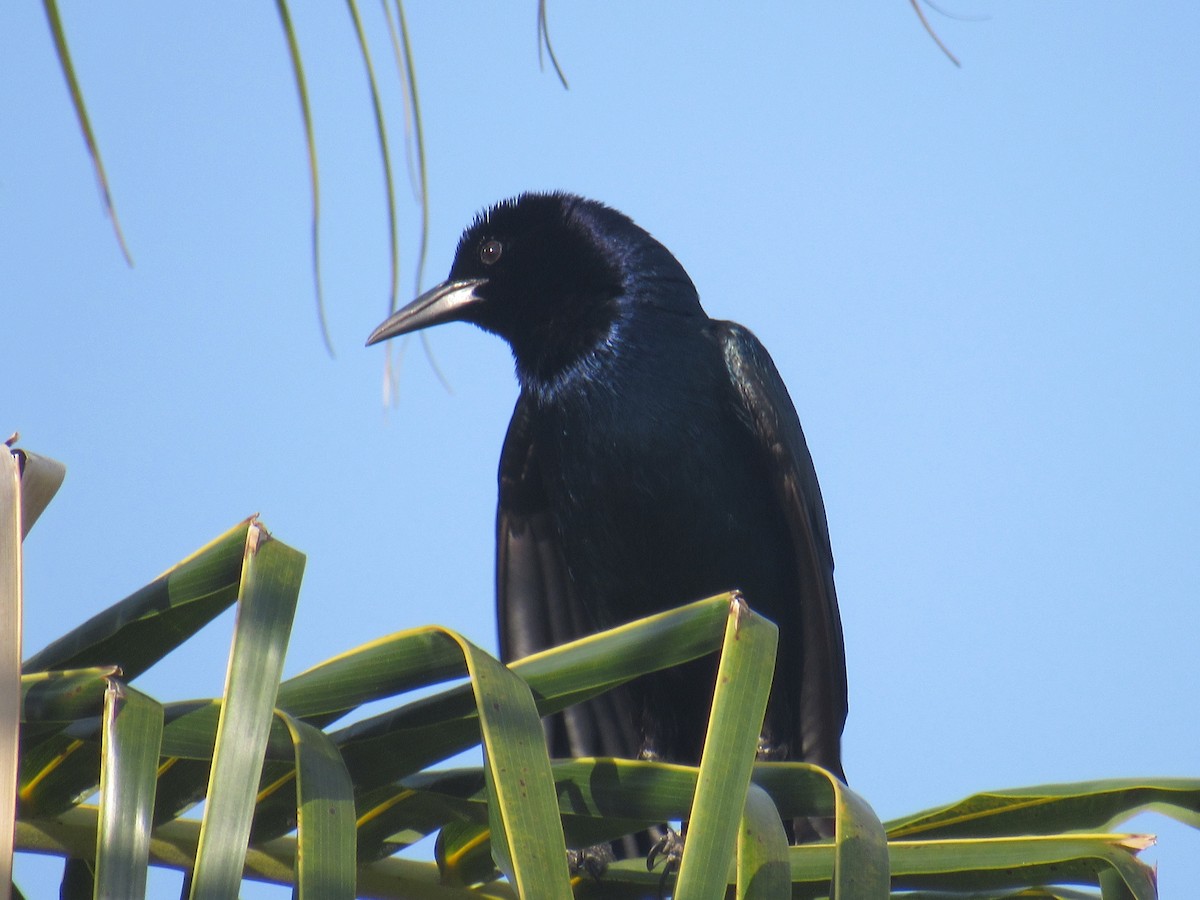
[646,825,684,896]
[567,843,614,882]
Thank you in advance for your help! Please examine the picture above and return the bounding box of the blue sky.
[3,2,1198,896]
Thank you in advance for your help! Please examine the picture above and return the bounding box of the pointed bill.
[365,277,487,345]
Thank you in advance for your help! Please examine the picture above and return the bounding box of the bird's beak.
[365,277,487,346]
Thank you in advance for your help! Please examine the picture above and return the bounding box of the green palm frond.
[4,452,1194,897]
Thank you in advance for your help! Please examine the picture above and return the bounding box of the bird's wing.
[496,396,578,661]
[717,321,848,780]
[495,396,641,761]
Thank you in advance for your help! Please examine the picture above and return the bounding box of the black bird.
[367,192,847,822]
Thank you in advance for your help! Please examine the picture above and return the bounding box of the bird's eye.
[480,239,503,265]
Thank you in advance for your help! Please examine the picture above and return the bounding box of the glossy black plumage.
[368,192,847,798]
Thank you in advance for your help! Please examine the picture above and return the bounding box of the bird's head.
[366,192,701,384]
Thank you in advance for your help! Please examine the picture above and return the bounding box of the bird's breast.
[530,351,793,633]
